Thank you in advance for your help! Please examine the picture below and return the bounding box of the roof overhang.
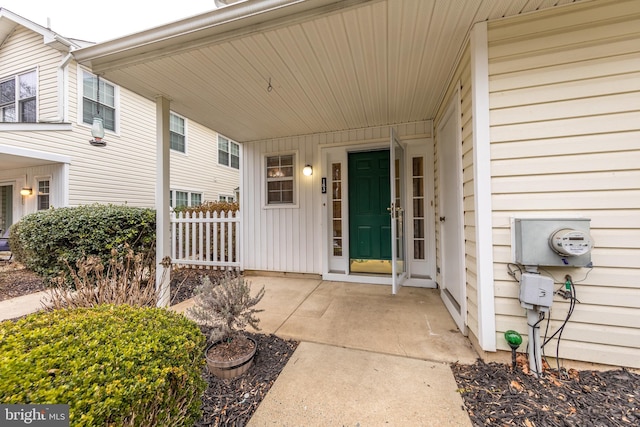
[0,7,88,51]
[74,0,588,143]
[0,145,71,170]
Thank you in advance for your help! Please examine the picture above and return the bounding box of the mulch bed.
[452,358,640,426]
[197,328,298,426]
[4,265,640,426]
[0,263,46,301]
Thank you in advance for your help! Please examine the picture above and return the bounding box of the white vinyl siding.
[170,121,240,204]
[487,0,640,368]
[242,121,431,274]
[0,27,59,122]
[0,23,238,215]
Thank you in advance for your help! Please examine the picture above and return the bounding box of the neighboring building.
[0,8,239,234]
[74,0,639,369]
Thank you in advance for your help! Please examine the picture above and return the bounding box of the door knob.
[439,216,446,222]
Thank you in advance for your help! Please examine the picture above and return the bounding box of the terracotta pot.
[205,336,257,379]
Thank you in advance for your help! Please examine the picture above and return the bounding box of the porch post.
[471,21,496,351]
[155,96,171,307]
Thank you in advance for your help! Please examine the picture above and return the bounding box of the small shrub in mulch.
[196,327,298,426]
[452,358,640,427]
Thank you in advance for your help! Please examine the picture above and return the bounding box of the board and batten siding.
[242,122,431,274]
[488,0,640,368]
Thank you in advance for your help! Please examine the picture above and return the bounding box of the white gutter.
[73,0,370,67]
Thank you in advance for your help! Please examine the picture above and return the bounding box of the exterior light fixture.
[89,75,107,147]
[20,187,33,196]
[302,165,313,176]
[90,117,106,146]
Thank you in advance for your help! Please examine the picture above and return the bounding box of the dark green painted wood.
[348,150,391,261]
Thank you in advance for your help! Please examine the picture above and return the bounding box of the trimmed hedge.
[0,305,206,426]
[10,204,155,284]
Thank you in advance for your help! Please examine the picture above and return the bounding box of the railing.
[170,210,240,269]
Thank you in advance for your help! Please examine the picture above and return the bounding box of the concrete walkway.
[0,290,51,321]
[176,276,475,426]
[2,276,475,426]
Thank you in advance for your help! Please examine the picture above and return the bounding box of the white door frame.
[320,135,436,287]
[437,86,467,333]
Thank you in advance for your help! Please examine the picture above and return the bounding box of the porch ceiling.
[74,0,584,143]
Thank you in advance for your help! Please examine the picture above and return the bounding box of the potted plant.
[188,274,265,379]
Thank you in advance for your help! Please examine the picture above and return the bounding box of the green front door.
[348,150,391,274]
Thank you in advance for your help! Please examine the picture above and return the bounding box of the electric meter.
[513,218,593,267]
[548,228,593,256]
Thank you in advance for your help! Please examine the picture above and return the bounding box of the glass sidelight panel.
[412,156,425,260]
[331,163,343,256]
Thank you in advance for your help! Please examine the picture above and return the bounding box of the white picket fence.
[170,210,240,269]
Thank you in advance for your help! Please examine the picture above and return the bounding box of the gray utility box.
[513,218,593,267]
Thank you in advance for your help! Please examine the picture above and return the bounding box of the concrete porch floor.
[173,276,477,426]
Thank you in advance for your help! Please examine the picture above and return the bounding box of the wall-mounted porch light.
[20,187,33,196]
[302,164,313,176]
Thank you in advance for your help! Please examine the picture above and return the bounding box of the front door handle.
[439,216,446,222]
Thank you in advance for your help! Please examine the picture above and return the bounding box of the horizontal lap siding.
[0,27,60,121]
[488,0,640,367]
[170,123,239,202]
[2,25,228,210]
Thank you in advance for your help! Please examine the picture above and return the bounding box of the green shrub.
[11,204,156,284]
[0,305,206,427]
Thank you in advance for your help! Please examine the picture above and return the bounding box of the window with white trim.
[219,195,235,202]
[0,70,37,123]
[266,154,295,205]
[82,71,116,131]
[170,190,203,208]
[218,136,239,169]
[37,179,50,210]
[170,113,186,153]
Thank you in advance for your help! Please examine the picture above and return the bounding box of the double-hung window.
[170,113,186,153]
[82,71,116,131]
[0,70,37,123]
[37,179,50,210]
[218,136,239,169]
[266,154,295,205]
[170,190,202,208]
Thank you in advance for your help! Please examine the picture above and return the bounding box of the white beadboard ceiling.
[75,0,586,143]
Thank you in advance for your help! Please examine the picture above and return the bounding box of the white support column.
[155,96,171,307]
[471,21,496,351]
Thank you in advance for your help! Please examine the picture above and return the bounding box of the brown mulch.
[197,328,298,427]
[452,358,640,427]
[0,263,46,301]
[169,268,228,305]
[4,265,639,426]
